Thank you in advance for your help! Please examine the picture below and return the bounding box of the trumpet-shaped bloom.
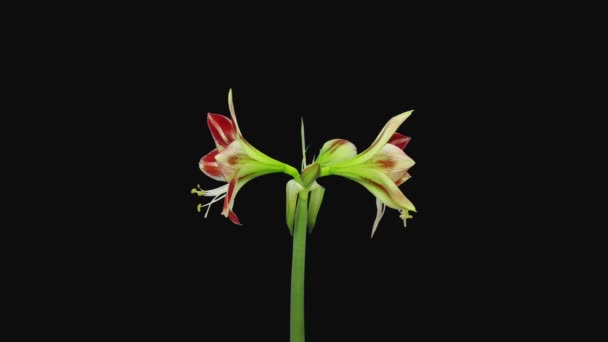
[193,90,294,224]
[317,111,416,237]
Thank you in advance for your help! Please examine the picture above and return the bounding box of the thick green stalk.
[290,191,308,342]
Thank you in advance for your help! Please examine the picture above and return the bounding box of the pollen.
[399,210,412,227]
[191,184,206,196]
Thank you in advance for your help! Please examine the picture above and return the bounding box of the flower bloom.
[193,90,296,224]
[316,111,416,237]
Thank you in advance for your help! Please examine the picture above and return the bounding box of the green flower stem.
[284,165,303,183]
[290,190,308,342]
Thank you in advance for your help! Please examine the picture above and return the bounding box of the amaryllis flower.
[192,90,298,224]
[316,111,416,237]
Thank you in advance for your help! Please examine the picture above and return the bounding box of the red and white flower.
[193,90,297,224]
[316,111,416,237]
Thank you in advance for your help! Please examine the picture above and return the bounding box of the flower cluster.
[193,90,415,236]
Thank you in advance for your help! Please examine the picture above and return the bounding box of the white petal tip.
[401,109,414,117]
[393,110,414,124]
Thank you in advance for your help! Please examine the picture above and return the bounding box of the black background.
[13,7,589,339]
[73,25,541,340]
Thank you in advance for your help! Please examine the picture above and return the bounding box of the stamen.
[205,200,213,218]
[193,183,231,218]
[205,194,227,218]
[399,210,412,228]
[201,184,229,197]
[196,193,228,218]
[191,184,206,196]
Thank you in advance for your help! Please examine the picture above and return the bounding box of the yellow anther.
[399,210,412,227]
[191,184,206,196]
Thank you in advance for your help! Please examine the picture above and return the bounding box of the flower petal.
[228,89,242,137]
[388,133,411,150]
[228,210,241,225]
[214,141,248,182]
[338,110,413,166]
[222,177,242,225]
[207,113,237,150]
[316,139,357,166]
[371,144,415,183]
[221,172,259,225]
[395,172,411,186]
[337,167,416,212]
[199,149,226,181]
[223,176,238,215]
[371,198,386,238]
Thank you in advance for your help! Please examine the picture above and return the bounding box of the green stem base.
[290,191,308,342]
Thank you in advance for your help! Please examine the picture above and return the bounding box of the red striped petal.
[222,177,238,218]
[220,174,256,225]
[373,144,415,182]
[395,172,411,186]
[215,140,246,182]
[228,210,241,225]
[199,149,225,181]
[344,111,412,165]
[228,89,243,137]
[348,169,416,212]
[207,113,237,150]
[388,133,411,150]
